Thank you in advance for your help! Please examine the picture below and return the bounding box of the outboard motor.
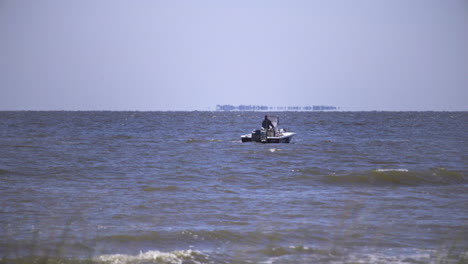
[260,129,267,143]
[251,129,261,142]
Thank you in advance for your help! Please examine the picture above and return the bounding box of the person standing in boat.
[262,115,275,131]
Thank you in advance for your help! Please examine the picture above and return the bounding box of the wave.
[109,134,133,140]
[185,139,223,143]
[97,229,330,250]
[321,168,466,186]
[2,228,466,263]
[0,168,12,175]
[257,248,467,264]
[99,230,245,245]
[2,246,465,264]
[141,186,179,192]
[95,249,208,264]
[0,250,209,264]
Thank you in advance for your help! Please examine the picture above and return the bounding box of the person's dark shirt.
[262,118,274,129]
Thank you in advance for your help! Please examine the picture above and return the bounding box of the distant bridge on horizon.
[216,105,338,111]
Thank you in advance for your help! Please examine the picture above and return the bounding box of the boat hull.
[241,132,295,143]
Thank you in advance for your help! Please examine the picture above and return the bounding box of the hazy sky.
[1,0,467,111]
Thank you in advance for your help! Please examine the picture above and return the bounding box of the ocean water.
[0,111,466,264]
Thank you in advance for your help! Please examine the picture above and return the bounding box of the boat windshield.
[269,116,279,128]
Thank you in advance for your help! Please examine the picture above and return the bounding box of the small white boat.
[241,116,296,143]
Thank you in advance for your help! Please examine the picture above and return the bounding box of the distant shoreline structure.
[216,104,338,111]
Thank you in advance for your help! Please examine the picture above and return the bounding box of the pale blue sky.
[1,0,467,111]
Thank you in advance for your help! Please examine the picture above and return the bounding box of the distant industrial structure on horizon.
[216,105,338,111]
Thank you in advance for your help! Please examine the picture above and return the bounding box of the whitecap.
[375,169,409,172]
[95,249,206,264]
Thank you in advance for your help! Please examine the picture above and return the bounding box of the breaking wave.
[95,249,208,264]
[2,247,465,264]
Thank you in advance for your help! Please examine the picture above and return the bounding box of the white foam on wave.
[95,249,205,264]
[341,251,434,264]
[375,169,409,172]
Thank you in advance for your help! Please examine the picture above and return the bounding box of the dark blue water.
[0,111,467,263]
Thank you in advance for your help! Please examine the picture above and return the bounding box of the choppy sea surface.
[0,111,467,264]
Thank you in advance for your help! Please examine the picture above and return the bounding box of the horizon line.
[0,109,467,112]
